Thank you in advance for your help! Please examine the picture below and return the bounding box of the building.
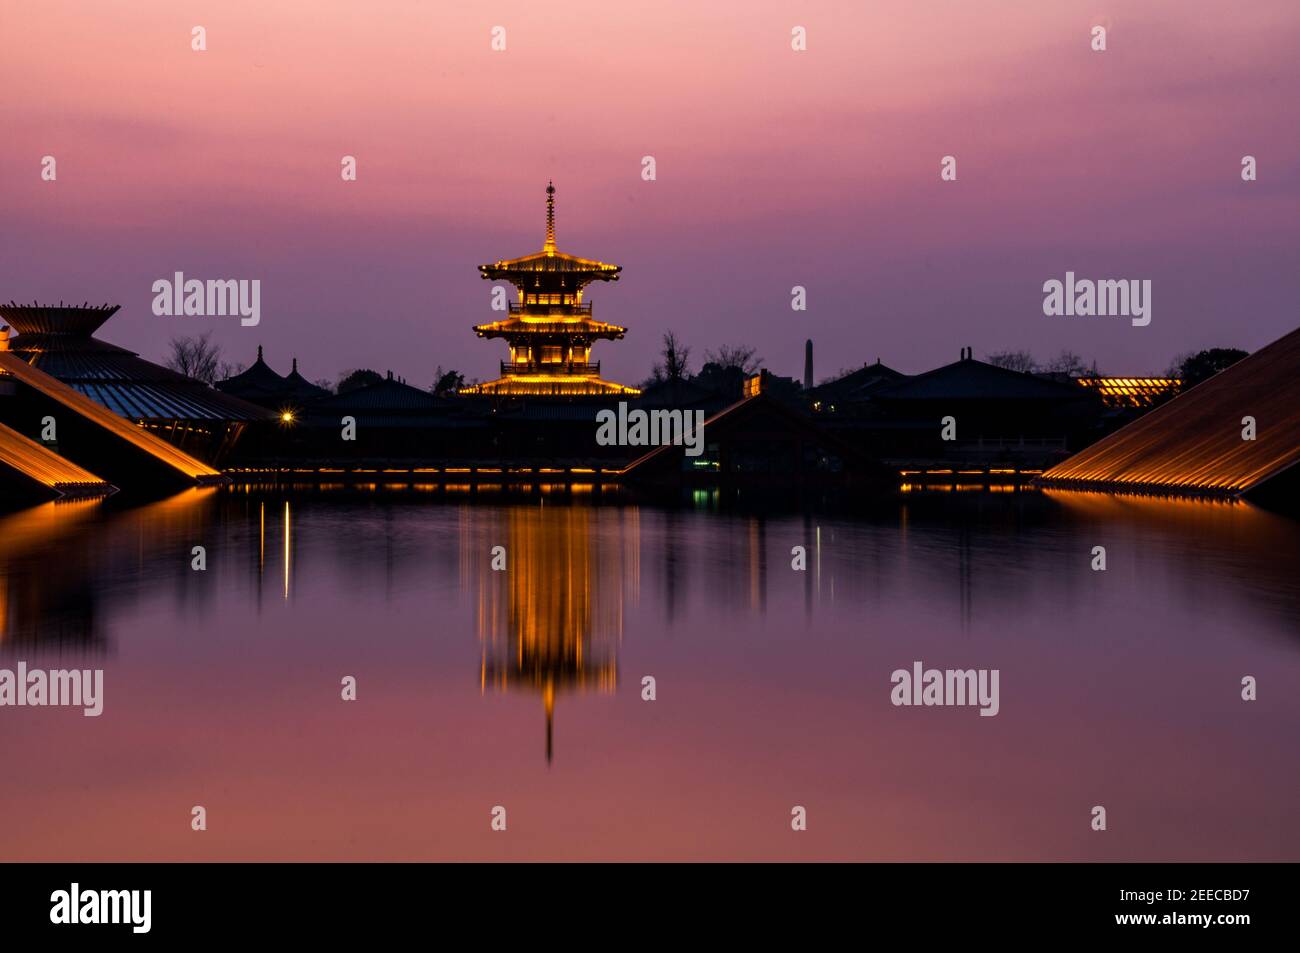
[804,348,1106,478]
[216,347,329,415]
[622,389,891,487]
[461,183,639,397]
[1040,326,1300,502]
[1074,376,1180,409]
[288,371,484,461]
[0,302,270,466]
[805,358,906,414]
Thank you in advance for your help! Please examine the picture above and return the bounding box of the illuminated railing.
[509,302,593,316]
[501,361,600,375]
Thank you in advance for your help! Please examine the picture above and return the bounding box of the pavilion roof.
[216,345,286,394]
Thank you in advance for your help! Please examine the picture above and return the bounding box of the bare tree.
[166,332,223,384]
[658,330,691,382]
[986,349,1036,374]
[1041,349,1089,377]
[217,359,245,381]
[706,343,762,375]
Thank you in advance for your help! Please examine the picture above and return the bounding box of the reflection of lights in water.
[283,500,291,600]
[0,488,213,648]
[475,506,628,764]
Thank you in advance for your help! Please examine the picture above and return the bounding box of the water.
[1,485,1296,860]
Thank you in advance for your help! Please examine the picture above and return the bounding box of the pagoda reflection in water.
[469,503,639,762]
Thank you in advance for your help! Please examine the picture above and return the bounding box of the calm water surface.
[1,486,1296,860]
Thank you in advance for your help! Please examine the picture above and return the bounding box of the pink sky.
[3,0,1298,387]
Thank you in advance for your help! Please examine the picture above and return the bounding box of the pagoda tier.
[462,183,639,397]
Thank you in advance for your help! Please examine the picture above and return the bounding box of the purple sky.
[4,0,1298,387]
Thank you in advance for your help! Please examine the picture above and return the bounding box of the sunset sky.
[4,0,1298,388]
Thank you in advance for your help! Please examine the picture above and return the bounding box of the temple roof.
[479,183,621,282]
[282,358,330,402]
[216,345,286,399]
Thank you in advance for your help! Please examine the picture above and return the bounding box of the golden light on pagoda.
[462,182,640,397]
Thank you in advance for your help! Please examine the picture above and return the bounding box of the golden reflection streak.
[283,500,291,600]
[474,505,630,762]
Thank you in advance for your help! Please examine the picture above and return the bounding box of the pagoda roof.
[471,317,627,338]
[461,375,639,397]
[216,345,287,396]
[479,182,620,281]
[479,250,620,280]
[282,359,330,402]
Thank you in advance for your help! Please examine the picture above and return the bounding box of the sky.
[3,0,1298,387]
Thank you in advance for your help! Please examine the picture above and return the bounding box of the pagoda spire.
[543,181,556,253]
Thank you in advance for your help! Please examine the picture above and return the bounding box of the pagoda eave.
[471,320,627,339]
[461,375,641,397]
[479,256,620,278]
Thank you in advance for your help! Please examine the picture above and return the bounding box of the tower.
[461,183,639,396]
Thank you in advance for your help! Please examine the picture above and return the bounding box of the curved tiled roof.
[480,250,621,279]
[215,345,286,396]
[282,362,330,402]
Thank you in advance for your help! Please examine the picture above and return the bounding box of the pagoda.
[462,183,639,396]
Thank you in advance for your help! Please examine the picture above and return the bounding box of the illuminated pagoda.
[462,183,639,397]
